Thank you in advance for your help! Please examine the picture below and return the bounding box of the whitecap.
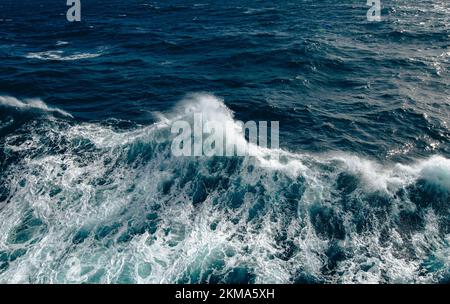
[0,96,73,118]
[25,50,101,61]
[56,41,69,46]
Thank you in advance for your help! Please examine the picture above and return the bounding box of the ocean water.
[0,0,449,283]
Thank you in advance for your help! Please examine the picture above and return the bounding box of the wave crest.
[0,96,72,118]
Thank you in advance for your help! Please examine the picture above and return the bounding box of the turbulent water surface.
[0,0,449,283]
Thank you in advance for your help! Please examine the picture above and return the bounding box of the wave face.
[0,0,449,284]
[0,94,448,283]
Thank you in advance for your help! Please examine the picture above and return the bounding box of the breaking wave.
[0,94,448,283]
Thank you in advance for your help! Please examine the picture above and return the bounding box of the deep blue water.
[0,0,449,283]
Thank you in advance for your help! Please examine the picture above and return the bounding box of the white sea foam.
[0,96,73,117]
[25,50,101,61]
[325,153,450,194]
[56,41,69,46]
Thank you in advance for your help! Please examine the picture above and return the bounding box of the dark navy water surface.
[0,0,449,283]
